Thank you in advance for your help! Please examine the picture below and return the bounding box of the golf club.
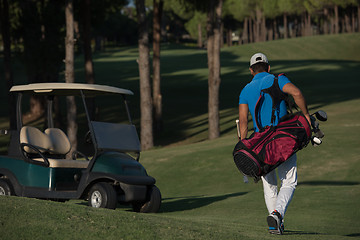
[310,110,327,146]
[313,110,327,121]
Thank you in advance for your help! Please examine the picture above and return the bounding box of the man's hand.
[304,113,311,125]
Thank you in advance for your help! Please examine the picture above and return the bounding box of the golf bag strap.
[254,73,289,130]
[254,95,263,131]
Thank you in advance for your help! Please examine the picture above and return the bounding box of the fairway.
[1,34,360,239]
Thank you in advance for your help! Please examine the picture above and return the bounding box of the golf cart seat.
[20,126,89,169]
[20,126,51,154]
[44,128,71,156]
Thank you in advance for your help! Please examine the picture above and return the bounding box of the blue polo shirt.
[239,72,291,132]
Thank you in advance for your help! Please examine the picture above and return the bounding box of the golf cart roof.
[10,83,134,96]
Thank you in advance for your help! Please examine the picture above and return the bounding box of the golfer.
[238,53,310,235]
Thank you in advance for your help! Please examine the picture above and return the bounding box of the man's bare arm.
[239,104,249,140]
[282,82,311,123]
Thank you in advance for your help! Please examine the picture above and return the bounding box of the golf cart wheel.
[132,185,161,213]
[88,182,117,209]
[0,179,13,196]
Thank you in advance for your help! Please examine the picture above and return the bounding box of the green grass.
[1,33,360,239]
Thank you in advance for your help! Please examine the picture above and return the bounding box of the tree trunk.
[207,0,223,140]
[264,20,267,41]
[82,0,94,83]
[65,0,78,156]
[301,13,306,36]
[226,29,232,47]
[351,8,356,33]
[341,18,345,33]
[358,6,360,32]
[53,96,63,128]
[136,0,153,150]
[249,17,254,43]
[344,9,351,33]
[274,18,278,40]
[29,96,44,117]
[255,8,262,42]
[292,18,298,38]
[82,0,96,120]
[268,21,273,41]
[324,8,329,34]
[220,22,224,48]
[242,17,248,44]
[95,36,103,51]
[19,1,44,121]
[304,12,308,36]
[197,22,202,48]
[0,0,16,130]
[207,2,214,131]
[307,12,312,36]
[334,5,339,34]
[152,0,163,133]
[261,15,266,41]
[283,13,288,39]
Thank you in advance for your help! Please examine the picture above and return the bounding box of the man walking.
[238,53,310,235]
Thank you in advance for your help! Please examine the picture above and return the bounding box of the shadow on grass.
[298,181,360,186]
[160,192,247,213]
[284,230,323,235]
[346,233,360,237]
[285,230,360,237]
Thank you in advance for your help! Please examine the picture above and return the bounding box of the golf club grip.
[236,119,240,139]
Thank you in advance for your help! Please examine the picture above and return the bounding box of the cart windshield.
[90,121,141,152]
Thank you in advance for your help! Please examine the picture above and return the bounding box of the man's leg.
[265,154,297,234]
[275,154,297,218]
[262,169,278,214]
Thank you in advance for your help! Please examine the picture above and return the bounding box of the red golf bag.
[233,113,311,181]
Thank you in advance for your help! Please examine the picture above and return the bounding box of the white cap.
[250,53,268,67]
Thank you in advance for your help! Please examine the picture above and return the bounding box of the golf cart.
[0,83,161,213]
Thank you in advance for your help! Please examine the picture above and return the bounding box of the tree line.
[222,0,360,46]
[1,0,359,152]
[178,0,360,47]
